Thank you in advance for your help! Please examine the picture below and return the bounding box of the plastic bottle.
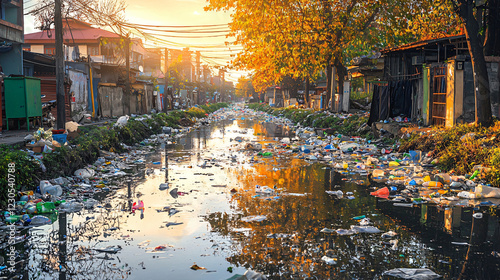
[30,215,51,225]
[422,181,443,189]
[59,201,83,213]
[469,170,480,180]
[36,202,56,214]
[4,215,21,224]
[342,161,349,169]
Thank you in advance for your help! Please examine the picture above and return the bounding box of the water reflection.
[207,159,500,279]
[5,115,500,279]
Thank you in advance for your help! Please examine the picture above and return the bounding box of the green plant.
[0,145,43,208]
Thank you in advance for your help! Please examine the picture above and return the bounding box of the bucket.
[53,134,67,144]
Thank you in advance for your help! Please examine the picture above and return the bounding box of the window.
[101,47,113,56]
[45,48,55,55]
[88,46,99,56]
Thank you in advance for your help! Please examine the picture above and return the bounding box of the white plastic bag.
[114,115,129,128]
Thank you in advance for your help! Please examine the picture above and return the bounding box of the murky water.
[6,115,500,279]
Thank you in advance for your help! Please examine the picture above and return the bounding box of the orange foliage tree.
[205,0,461,110]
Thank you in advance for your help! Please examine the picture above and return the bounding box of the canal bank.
[1,106,499,279]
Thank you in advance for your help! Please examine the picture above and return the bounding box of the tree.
[235,77,255,99]
[28,0,127,33]
[449,0,495,126]
[205,0,459,111]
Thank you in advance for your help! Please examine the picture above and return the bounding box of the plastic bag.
[74,168,95,178]
[383,268,441,279]
[114,115,129,128]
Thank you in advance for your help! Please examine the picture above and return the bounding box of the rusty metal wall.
[38,76,72,122]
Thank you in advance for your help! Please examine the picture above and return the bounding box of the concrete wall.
[461,61,500,122]
[487,62,499,118]
[0,44,22,75]
[99,86,124,117]
[462,62,476,123]
[68,70,88,120]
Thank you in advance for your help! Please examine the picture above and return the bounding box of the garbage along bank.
[399,121,500,187]
[0,103,228,208]
[247,103,376,140]
[248,103,500,188]
[1,104,499,279]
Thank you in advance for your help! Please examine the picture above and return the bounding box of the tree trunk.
[484,0,500,56]
[304,78,310,108]
[331,65,337,112]
[325,64,332,111]
[335,61,347,112]
[457,0,492,126]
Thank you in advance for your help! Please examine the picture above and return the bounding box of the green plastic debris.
[36,202,56,214]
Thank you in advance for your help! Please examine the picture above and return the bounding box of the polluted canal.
[3,106,500,280]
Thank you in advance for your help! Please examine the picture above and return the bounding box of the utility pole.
[125,36,131,115]
[55,0,65,129]
[164,48,169,112]
[220,68,225,102]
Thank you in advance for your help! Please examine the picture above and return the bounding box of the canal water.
[15,113,500,279]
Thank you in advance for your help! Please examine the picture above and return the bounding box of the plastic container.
[59,201,83,213]
[42,185,63,196]
[52,134,67,144]
[51,129,65,134]
[373,169,385,177]
[370,187,389,197]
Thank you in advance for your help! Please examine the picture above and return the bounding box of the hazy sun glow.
[24,0,248,82]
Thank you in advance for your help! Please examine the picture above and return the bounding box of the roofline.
[381,34,466,54]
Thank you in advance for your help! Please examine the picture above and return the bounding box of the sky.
[23,0,248,83]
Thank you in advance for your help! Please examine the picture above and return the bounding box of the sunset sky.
[24,0,246,82]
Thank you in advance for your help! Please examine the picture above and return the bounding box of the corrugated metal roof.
[381,34,466,54]
[25,20,120,44]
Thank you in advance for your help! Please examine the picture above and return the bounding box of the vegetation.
[206,0,460,109]
[400,121,500,187]
[0,103,228,208]
[247,103,373,139]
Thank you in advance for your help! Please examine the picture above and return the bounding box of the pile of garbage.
[1,124,188,228]
[219,107,500,209]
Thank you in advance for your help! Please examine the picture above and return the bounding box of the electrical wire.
[26,0,246,71]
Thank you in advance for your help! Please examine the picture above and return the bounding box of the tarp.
[367,80,414,126]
